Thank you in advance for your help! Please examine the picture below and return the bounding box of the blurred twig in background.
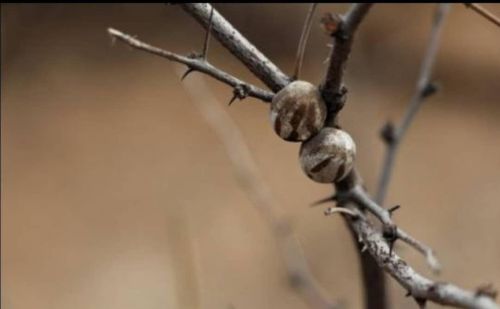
[465,3,500,27]
[293,3,318,80]
[177,69,338,309]
[375,4,449,206]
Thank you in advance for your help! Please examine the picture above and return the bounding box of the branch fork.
[108,3,498,309]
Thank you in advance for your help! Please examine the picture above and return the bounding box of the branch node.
[228,84,249,105]
[421,81,439,98]
[476,283,498,300]
[380,121,397,145]
[388,204,401,216]
[320,12,343,37]
[323,85,348,120]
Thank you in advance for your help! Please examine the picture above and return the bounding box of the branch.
[464,3,500,28]
[180,3,290,92]
[375,4,450,205]
[108,28,274,103]
[321,4,373,122]
[349,186,441,273]
[177,70,337,309]
[319,4,386,309]
[335,171,498,309]
[343,202,498,309]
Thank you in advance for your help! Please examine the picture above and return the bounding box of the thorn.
[388,205,401,216]
[380,121,397,145]
[228,94,238,106]
[310,195,337,207]
[228,84,249,106]
[361,244,368,253]
[414,297,427,308]
[383,225,398,256]
[388,239,396,256]
[421,82,439,98]
[180,68,195,81]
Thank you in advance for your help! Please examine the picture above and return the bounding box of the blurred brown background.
[2,3,500,309]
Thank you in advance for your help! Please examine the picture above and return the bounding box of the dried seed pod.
[299,127,356,183]
[270,80,327,142]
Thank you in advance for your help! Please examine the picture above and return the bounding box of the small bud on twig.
[320,12,343,36]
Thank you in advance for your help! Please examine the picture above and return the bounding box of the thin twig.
[177,70,337,309]
[107,28,274,102]
[324,206,358,218]
[397,229,441,273]
[202,6,214,60]
[343,201,498,309]
[349,186,441,273]
[293,3,318,80]
[375,4,450,205]
[336,170,498,309]
[180,3,290,91]
[321,3,373,123]
[465,3,500,27]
